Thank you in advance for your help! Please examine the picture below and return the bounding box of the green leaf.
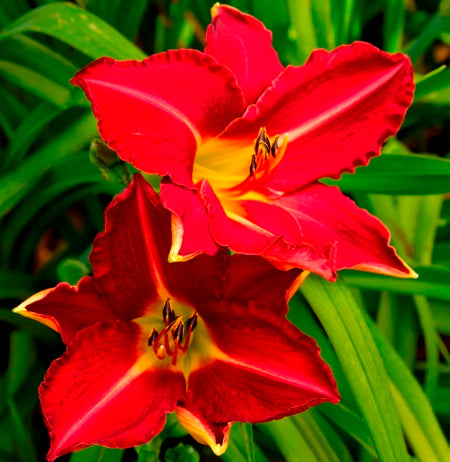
[323,154,450,195]
[413,295,440,403]
[413,195,443,265]
[0,60,71,107]
[69,445,124,462]
[415,66,450,104]
[0,86,26,137]
[0,3,146,60]
[164,443,199,462]
[364,313,448,462]
[286,0,318,63]
[259,418,319,462]
[310,0,336,49]
[0,308,59,344]
[318,403,376,456]
[2,102,61,171]
[0,272,36,299]
[0,0,29,29]
[383,0,405,52]
[292,410,353,462]
[240,423,255,462]
[135,437,163,462]
[221,423,268,462]
[302,274,409,462]
[6,330,34,398]
[0,111,97,217]
[337,0,359,43]
[405,6,450,63]
[86,0,151,41]
[7,399,38,462]
[1,34,77,86]
[376,294,419,369]
[434,386,450,417]
[430,300,450,335]
[342,266,450,301]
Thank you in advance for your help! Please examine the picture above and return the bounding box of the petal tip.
[210,2,221,19]
[403,261,418,279]
[13,289,61,333]
[176,407,230,456]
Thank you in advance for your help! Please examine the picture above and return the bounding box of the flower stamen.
[180,312,198,353]
[254,127,271,159]
[247,127,287,182]
[148,303,198,365]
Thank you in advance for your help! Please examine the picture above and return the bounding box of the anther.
[255,127,271,158]
[271,135,280,158]
[147,328,158,347]
[163,298,175,324]
[173,322,184,344]
[186,312,198,331]
[254,127,267,153]
[249,154,258,177]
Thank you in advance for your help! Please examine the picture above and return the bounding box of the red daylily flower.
[15,174,339,461]
[71,4,416,281]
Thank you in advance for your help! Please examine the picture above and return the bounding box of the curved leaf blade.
[0,3,146,60]
[302,274,409,462]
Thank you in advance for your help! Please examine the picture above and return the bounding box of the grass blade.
[0,3,145,60]
[302,274,409,462]
[364,313,448,461]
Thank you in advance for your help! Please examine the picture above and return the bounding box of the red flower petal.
[91,174,228,318]
[276,183,415,277]
[222,254,303,316]
[160,180,218,260]
[71,50,245,188]
[205,4,283,105]
[187,301,339,424]
[198,180,336,279]
[41,321,185,461]
[90,175,172,319]
[217,42,414,191]
[13,277,117,344]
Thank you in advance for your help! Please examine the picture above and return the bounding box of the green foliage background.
[0,0,449,461]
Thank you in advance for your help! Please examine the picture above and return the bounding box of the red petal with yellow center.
[71,50,245,188]
[13,277,118,344]
[276,183,415,277]
[41,321,185,461]
[217,42,414,191]
[188,300,339,423]
[91,174,227,319]
[196,180,336,278]
[205,4,283,105]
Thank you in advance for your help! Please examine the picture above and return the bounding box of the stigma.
[147,298,198,366]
